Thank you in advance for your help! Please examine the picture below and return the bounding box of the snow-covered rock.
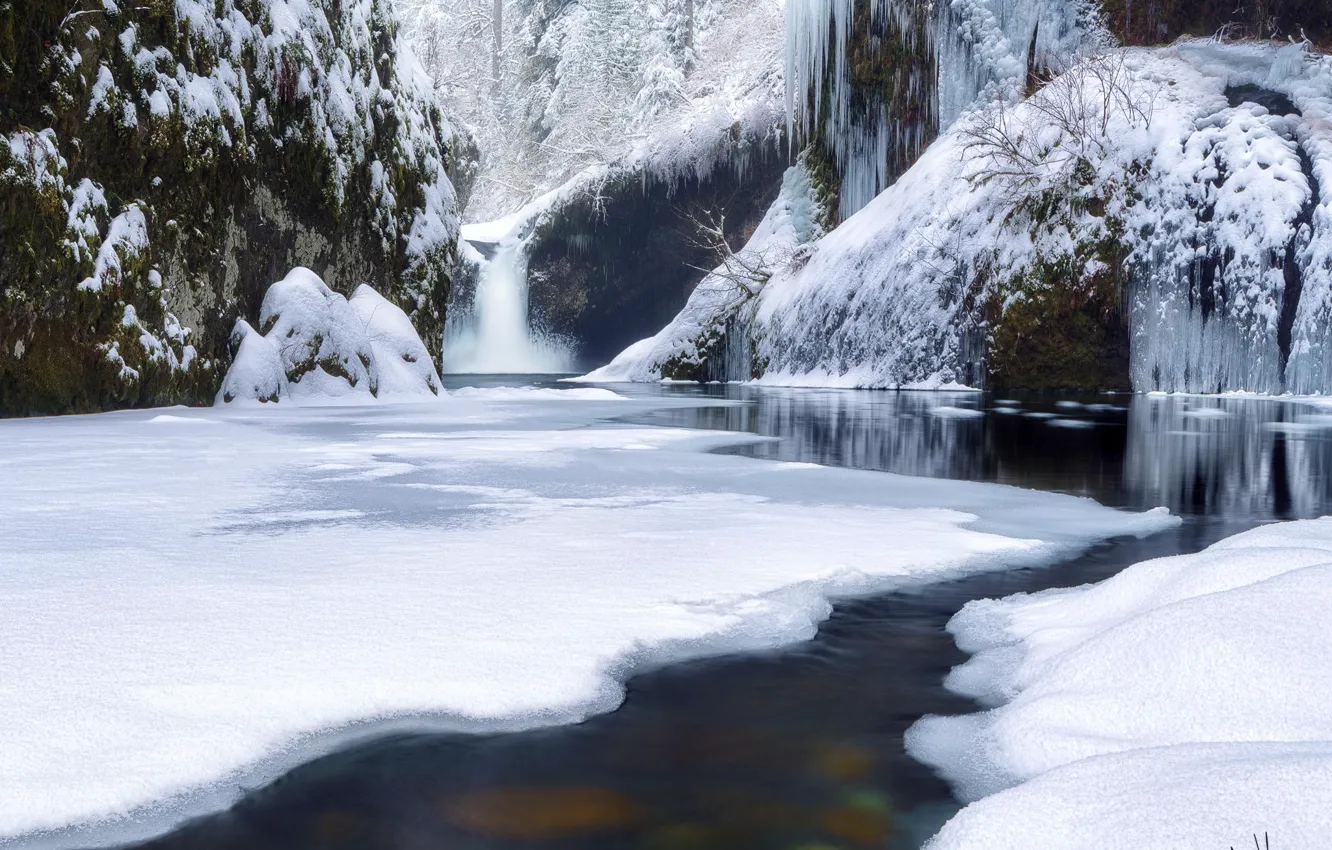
[908,518,1332,848]
[217,270,442,404]
[593,40,1332,395]
[578,160,827,382]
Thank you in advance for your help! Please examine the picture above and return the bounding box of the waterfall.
[442,243,573,374]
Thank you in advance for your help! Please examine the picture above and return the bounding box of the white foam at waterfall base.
[442,242,573,374]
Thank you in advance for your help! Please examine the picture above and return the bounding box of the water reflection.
[631,387,1332,520]
[1124,396,1332,519]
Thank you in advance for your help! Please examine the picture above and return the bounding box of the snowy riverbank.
[0,389,1175,846]
[909,519,1332,848]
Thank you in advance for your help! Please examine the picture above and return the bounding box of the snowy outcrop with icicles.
[784,0,1105,219]
[218,270,443,404]
[596,37,1332,394]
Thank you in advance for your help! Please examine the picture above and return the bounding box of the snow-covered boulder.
[349,284,446,397]
[217,270,442,404]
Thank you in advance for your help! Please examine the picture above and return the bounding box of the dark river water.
[125,381,1332,850]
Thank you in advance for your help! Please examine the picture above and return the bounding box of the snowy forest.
[3,0,1332,848]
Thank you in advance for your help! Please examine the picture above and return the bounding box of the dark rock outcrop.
[523,149,790,368]
[1102,0,1331,46]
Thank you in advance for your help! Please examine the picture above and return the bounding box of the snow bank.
[908,519,1332,848]
[0,394,1174,845]
[217,269,442,404]
[925,742,1332,850]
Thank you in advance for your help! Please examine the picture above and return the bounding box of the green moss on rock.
[985,161,1141,392]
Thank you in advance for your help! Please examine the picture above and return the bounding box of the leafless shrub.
[959,52,1155,198]
[678,206,795,297]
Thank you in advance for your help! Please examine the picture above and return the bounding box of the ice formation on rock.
[784,0,1100,218]
[598,39,1332,395]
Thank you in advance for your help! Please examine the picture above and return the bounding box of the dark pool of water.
[124,382,1332,850]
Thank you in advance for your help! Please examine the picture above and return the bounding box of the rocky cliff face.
[523,149,789,368]
[1102,0,1331,46]
[0,0,472,416]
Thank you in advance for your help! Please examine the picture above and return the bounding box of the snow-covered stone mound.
[908,518,1332,848]
[218,269,442,404]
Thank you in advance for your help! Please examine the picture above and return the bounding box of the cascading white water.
[441,243,573,374]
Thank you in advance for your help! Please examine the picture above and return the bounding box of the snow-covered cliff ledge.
[592,40,1332,395]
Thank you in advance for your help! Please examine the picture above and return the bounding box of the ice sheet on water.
[0,392,1175,845]
[450,387,624,402]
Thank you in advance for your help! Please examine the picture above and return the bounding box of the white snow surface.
[908,518,1332,849]
[217,269,442,404]
[0,392,1175,845]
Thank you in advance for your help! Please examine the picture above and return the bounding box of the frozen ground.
[909,519,1332,848]
[0,389,1176,846]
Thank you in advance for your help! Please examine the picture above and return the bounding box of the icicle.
[786,0,937,219]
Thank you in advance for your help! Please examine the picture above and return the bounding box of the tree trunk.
[492,0,503,80]
[685,0,695,74]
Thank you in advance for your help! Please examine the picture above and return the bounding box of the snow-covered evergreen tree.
[401,0,783,221]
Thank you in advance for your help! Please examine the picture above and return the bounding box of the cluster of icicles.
[784,0,1088,219]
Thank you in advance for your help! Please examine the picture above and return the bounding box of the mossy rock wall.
[800,0,938,225]
[1101,0,1331,46]
[523,147,790,368]
[0,0,472,417]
